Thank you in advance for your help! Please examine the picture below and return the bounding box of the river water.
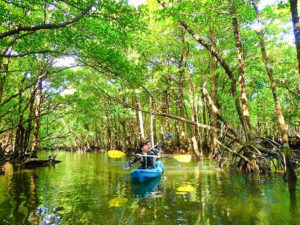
[0,151,299,225]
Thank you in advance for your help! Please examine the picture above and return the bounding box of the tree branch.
[0,50,71,58]
[0,4,93,39]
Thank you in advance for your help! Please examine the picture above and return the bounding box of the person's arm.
[132,155,140,163]
[150,146,162,154]
[123,153,141,170]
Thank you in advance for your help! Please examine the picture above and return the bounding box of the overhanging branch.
[0,4,93,39]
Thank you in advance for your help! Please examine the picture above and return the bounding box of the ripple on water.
[0,151,299,225]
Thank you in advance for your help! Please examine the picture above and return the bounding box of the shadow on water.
[0,164,63,225]
[0,152,299,225]
[287,180,298,225]
[131,177,163,199]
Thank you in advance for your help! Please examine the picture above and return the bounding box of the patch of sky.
[53,57,80,71]
[128,0,146,7]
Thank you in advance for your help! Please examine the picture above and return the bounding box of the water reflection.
[131,177,163,199]
[108,196,128,207]
[287,180,298,225]
[0,152,299,225]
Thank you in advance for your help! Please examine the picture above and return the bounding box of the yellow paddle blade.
[108,196,128,207]
[107,150,126,158]
[174,155,192,163]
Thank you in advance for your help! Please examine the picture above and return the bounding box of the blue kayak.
[130,161,164,182]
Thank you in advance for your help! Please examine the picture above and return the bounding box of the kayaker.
[132,141,162,169]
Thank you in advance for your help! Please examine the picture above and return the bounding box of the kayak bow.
[130,161,164,182]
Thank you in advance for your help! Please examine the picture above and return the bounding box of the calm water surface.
[0,151,299,225]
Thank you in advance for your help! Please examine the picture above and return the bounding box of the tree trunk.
[120,120,127,150]
[24,84,38,153]
[142,85,157,145]
[30,77,43,158]
[157,112,237,141]
[200,79,208,149]
[162,90,171,135]
[201,82,241,141]
[0,45,13,105]
[230,0,252,140]
[157,0,248,138]
[135,97,145,140]
[129,119,136,149]
[173,18,245,128]
[253,0,297,181]
[289,0,300,73]
[210,32,219,157]
[106,115,112,150]
[15,79,25,158]
[0,59,10,104]
[174,103,181,148]
[178,54,187,147]
[150,97,155,146]
[183,31,201,158]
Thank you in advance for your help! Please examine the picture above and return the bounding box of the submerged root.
[213,139,299,174]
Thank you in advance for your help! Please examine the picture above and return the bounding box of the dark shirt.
[133,147,162,169]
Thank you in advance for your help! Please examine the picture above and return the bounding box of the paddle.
[108,150,191,162]
[120,153,191,169]
[108,134,173,158]
[107,134,191,168]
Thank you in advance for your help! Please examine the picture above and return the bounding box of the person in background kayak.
[133,141,162,169]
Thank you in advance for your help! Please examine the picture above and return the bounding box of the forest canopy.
[0,0,299,179]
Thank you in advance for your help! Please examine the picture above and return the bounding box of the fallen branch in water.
[20,154,61,168]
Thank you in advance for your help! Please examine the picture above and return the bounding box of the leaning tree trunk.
[210,31,219,158]
[289,0,300,73]
[230,0,252,140]
[24,83,38,153]
[0,60,8,104]
[0,47,12,104]
[14,78,26,158]
[200,77,209,150]
[30,77,43,158]
[253,0,297,181]
[156,0,247,136]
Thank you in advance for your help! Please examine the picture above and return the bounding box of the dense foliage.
[0,0,299,175]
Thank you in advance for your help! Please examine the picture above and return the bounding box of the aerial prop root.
[214,139,299,173]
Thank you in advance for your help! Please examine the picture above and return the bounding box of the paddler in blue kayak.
[128,141,162,169]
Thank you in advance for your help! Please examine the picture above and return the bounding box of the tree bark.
[201,82,241,141]
[183,32,201,157]
[230,0,252,139]
[178,54,187,146]
[289,0,300,73]
[135,97,145,139]
[210,31,219,157]
[30,77,43,158]
[24,83,38,153]
[0,58,10,104]
[156,0,246,135]
[157,112,237,141]
[253,0,297,181]
[0,5,93,39]
[150,97,155,146]
[200,78,208,148]
[106,115,112,150]
[141,85,157,145]
[14,77,26,157]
